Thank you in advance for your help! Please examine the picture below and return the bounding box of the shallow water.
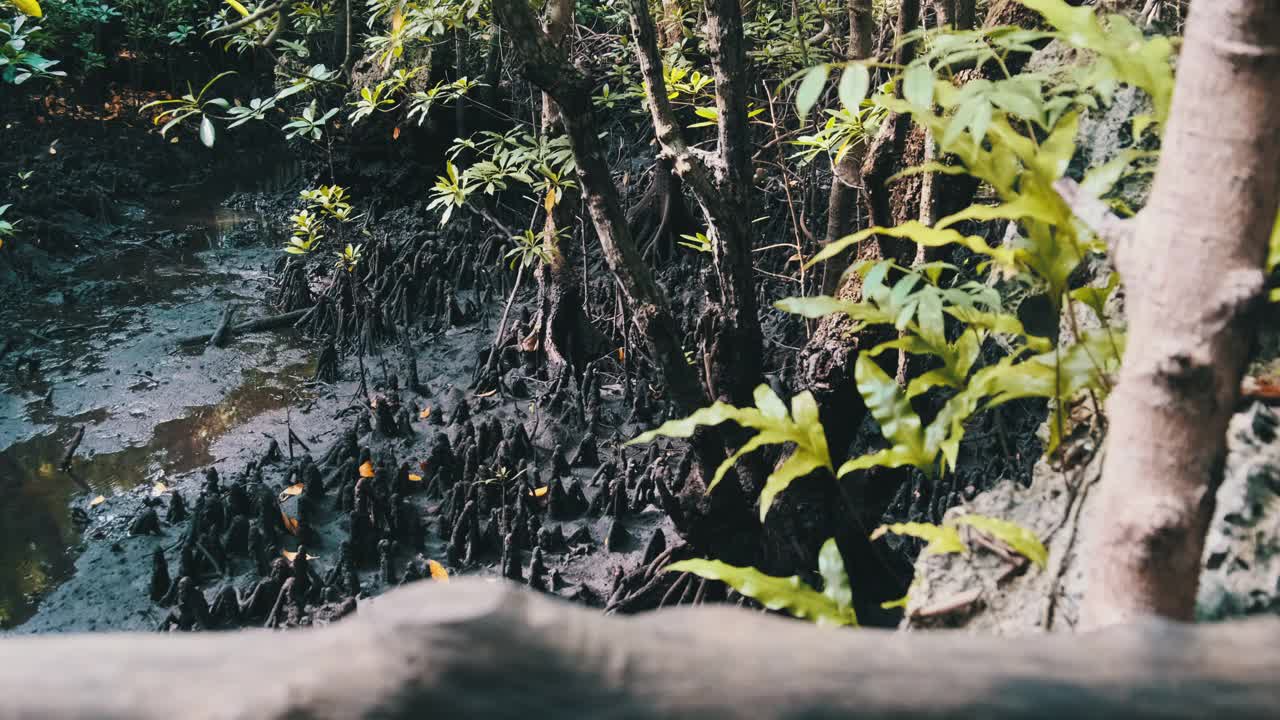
[0,156,311,628]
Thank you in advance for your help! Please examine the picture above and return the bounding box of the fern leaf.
[954,514,1049,569]
[817,538,855,618]
[872,522,965,555]
[666,558,859,627]
[760,452,827,521]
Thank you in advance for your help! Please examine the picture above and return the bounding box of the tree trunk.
[532,0,603,374]
[492,0,760,559]
[820,0,874,295]
[1081,0,1280,627]
[628,0,764,411]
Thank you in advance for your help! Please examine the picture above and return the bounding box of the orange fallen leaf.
[1241,375,1280,401]
[408,473,423,482]
[359,461,375,478]
[392,126,401,140]
[419,407,431,419]
[152,482,169,496]
[279,483,304,499]
[89,495,106,507]
[427,559,449,582]
[281,509,301,535]
[617,347,625,362]
[281,549,318,562]
[530,485,549,498]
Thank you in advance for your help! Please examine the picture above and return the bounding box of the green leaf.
[872,522,965,555]
[759,452,826,521]
[837,64,870,113]
[856,355,922,453]
[628,386,832,519]
[953,514,1049,569]
[902,62,934,108]
[817,538,854,615]
[795,65,829,122]
[199,115,216,148]
[666,559,859,627]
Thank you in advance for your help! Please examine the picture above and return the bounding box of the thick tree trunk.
[628,0,763,410]
[5,580,1280,719]
[532,0,603,374]
[491,0,706,415]
[1081,0,1280,627]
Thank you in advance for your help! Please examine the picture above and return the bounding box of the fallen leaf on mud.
[89,495,106,507]
[359,461,375,478]
[281,510,301,535]
[282,549,318,562]
[1241,375,1280,401]
[530,485,549,498]
[279,483,304,499]
[393,126,401,140]
[419,407,431,419]
[476,388,497,398]
[152,482,169,496]
[408,473,423,482]
[427,559,449,581]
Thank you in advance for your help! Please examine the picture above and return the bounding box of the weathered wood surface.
[2,579,1278,719]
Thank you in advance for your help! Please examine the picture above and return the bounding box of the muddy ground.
[0,107,682,634]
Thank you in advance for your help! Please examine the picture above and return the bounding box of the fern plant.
[874,512,1049,570]
[667,538,859,627]
[627,384,831,521]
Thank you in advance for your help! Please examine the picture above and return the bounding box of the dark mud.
[1,133,679,632]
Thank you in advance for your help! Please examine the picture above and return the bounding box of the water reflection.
[0,361,313,629]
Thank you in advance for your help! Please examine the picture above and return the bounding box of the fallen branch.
[177,309,310,347]
[58,426,85,473]
[1,580,1278,718]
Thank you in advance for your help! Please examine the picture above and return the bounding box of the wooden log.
[177,309,310,347]
[1,579,1278,718]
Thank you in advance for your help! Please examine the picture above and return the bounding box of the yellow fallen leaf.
[89,495,106,507]
[152,482,169,496]
[281,549,318,562]
[530,485,549,498]
[359,461,375,478]
[279,483,304,500]
[427,559,449,582]
[419,407,431,419]
[617,347,625,362]
[408,473,423,482]
[225,0,250,17]
[11,0,41,17]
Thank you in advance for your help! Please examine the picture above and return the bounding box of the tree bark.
[491,0,706,415]
[492,0,760,558]
[820,0,874,295]
[5,579,1280,719]
[531,0,603,374]
[1081,0,1280,627]
[628,0,764,410]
